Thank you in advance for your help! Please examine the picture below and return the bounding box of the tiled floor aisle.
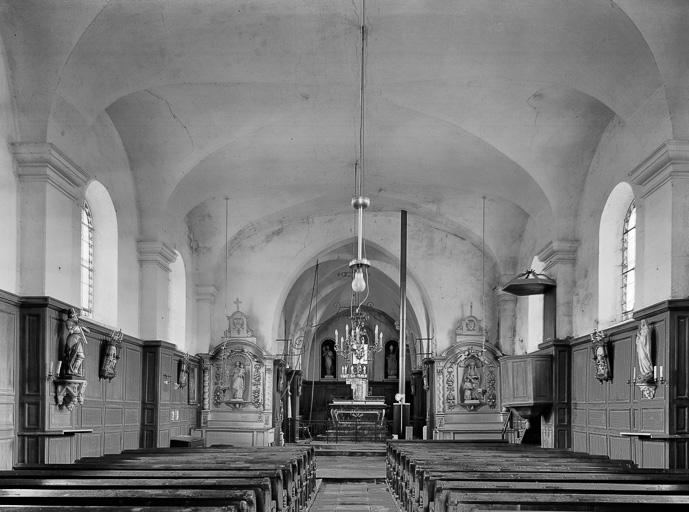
[309,481,399,512]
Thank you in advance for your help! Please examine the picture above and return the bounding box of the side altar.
[194,307,276,446]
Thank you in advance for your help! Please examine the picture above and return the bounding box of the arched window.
[621,202,636,320]
[80,200,95,317]
[599,182,635,327]
[83,181,118,326]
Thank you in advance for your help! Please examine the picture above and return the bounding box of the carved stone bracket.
[55,379,87,411]
[636,380,657,399]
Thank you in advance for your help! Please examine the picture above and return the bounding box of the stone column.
[631,140,689,307]
[13,143,88,303]
[195,285,217,354]
[538,240,578,339]
[137,241,176,340]
[496,290,517,354]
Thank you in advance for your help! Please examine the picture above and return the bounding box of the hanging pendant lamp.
[502,269,556,296]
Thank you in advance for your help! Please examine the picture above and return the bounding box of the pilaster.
[630,140,689,306]
[195,285,218,354]
[496,290,517,354]
[12,143,88,303]
[137,241,176,340]
[538,240,578,339]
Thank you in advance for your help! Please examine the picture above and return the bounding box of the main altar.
[328,396,387,442]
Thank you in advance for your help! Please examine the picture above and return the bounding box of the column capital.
[137,240,177,272]
[630,139,689,198]
[196,284,218,302]
[537,240,579,273]
[12,142,88,200]
[495,289,518,303]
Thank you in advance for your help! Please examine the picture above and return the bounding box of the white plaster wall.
[572,87,673,335]
[47,100,140,336]
[643,183,672,306]
[0,34,17,294]
[210,212,499,357]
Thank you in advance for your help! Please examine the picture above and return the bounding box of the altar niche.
[321,340,336,379]
[385,340,399,379]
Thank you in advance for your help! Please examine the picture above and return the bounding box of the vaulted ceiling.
[0,0,681,335]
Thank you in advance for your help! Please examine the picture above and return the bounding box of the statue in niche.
[322,342,335,378]
[635,320,653,383]
[460,358,483,403]
[231,361,246,400]
[63,308,89,378]
[385,342,398,378]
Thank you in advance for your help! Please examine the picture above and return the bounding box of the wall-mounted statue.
[63,308,89,378]
[54,308,89,411]
[590,328,611,383]
[100,329,123,381]
[635,320,657,398]
[176,353,190,389]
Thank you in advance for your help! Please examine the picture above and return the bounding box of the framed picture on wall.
[188,365,198,404]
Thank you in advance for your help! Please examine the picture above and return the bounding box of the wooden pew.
[7,445,316,512]
[0,488,257,510]
[385,440,689,512]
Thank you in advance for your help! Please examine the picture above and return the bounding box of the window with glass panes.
[80,201,94,318]
[621,202,636,320]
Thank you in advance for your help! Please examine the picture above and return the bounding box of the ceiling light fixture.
[349,0,370,294]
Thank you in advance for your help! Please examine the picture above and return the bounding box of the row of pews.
[0,444,316,512]
[387,440,689,512]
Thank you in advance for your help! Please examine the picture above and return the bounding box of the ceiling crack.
[145,89,194,147]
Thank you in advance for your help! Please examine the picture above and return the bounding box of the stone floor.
[309,481,399,512]
[310,454,399,512]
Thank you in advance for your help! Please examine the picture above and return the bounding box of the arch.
[599,182,635,328]
[84,180,118,326]
[169,250,187,351]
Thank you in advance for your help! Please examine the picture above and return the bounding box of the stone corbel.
[55,379,87,411]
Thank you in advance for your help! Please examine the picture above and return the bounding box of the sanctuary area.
[1,1,689,509]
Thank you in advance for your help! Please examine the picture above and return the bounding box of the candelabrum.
[334,309,383,363]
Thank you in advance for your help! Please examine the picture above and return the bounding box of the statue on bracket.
[53,308,89,411]
[100,329,123,381]
[635,320,658,399]
[591,328,611,383]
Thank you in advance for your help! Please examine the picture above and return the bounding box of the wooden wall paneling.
[672,313,689,435]
[608,335,632,403]
[0,292,19,469]
[125,346,142,401]
[571,347,588,403]
[609,434,632,461]
[141,344,159,448]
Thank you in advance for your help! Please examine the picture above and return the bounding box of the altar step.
[311,441,387,457]
[317,429,388,445]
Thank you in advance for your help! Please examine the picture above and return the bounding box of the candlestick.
[653,366,657,380]
[56,361,62,376]
[660,365,664,380]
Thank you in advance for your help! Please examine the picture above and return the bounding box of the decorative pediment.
[224,309,254,339]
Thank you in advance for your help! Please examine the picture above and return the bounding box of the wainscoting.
[14,296,201,465]
[568,300,689,469]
